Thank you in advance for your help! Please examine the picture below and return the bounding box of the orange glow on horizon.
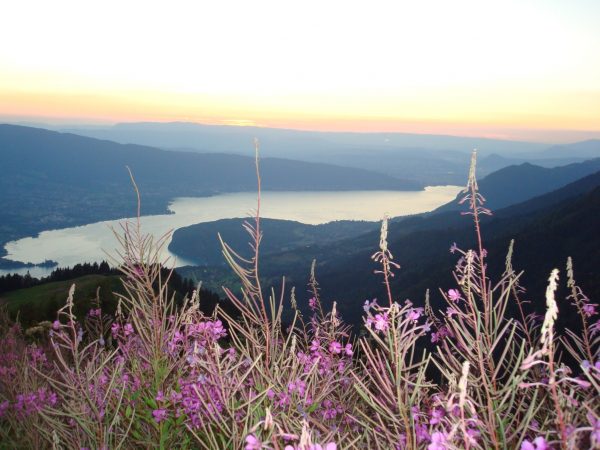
[1,1,599,143]
[2,86,599,143]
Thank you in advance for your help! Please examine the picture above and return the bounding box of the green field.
[1,275,123,325]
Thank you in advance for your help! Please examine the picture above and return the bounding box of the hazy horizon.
[2,116,600,146]
[2,0,599,143]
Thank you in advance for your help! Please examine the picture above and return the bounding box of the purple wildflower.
[344,343,353,356]
[428,431,447,450]
[152,408,167,423]
[245,433,262,450]
[407,307,424,322]
[447,289,461,302]
[329,341,342,354]
[521,437,549,450]
[373,312,390,332]
[123,323,134,336]
[583,303,598,317]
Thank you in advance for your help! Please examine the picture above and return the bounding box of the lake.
[2,187,462,277]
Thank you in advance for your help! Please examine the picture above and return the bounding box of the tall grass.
[0,149,598,449]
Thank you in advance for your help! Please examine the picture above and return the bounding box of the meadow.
[0,151,598,450]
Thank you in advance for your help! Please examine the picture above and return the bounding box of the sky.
[1,0,599,142]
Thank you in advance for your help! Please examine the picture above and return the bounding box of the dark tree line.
[0,261,119,294]
[1,261,238,328]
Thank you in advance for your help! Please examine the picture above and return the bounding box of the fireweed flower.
[447,289,461,302]
[308,297,317,311]
[407,307,424,322]
[329,341,342,354]
[583,302,598,317]
[427,431,448,450]
[520,437,549,450]
[367,312,390,333]
[152,408,167,423]
[245,433,262,450]
[123,323,134,336]
[344,343,353,356]
[285,444,336,450]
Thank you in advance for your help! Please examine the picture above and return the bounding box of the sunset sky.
[1,0,599,142]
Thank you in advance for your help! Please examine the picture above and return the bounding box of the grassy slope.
[1,275,122,325]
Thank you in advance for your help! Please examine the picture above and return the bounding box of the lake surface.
[2,187,462,277]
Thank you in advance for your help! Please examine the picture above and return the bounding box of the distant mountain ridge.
[51,121,600,185]
[60,121,547,155]
[0,124,420,258]
[435,158,600,212]
[544,139,600,158]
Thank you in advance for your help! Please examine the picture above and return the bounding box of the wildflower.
[288,379,307,396]
[344,343,353,356]
[407,307,424,322]
[308,297,318,311]
[285,445,336,450]
[520,437,549,450]
[372,312,389,332]
[52,320,61,330]
[152,408,167,423]
[110,323,120,337]
[447,289,461,302]
[583,302,598,317]
[329,341,342,354]
[429,407,445,425]
[306,341,319,356]
[428,431,448,450]
[245,433,262,450]
[123,323,134,336]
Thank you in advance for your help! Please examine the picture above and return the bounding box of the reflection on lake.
[2,187,462,277]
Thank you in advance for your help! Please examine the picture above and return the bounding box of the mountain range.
[45,122,600,184]
[0,124,419,258]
